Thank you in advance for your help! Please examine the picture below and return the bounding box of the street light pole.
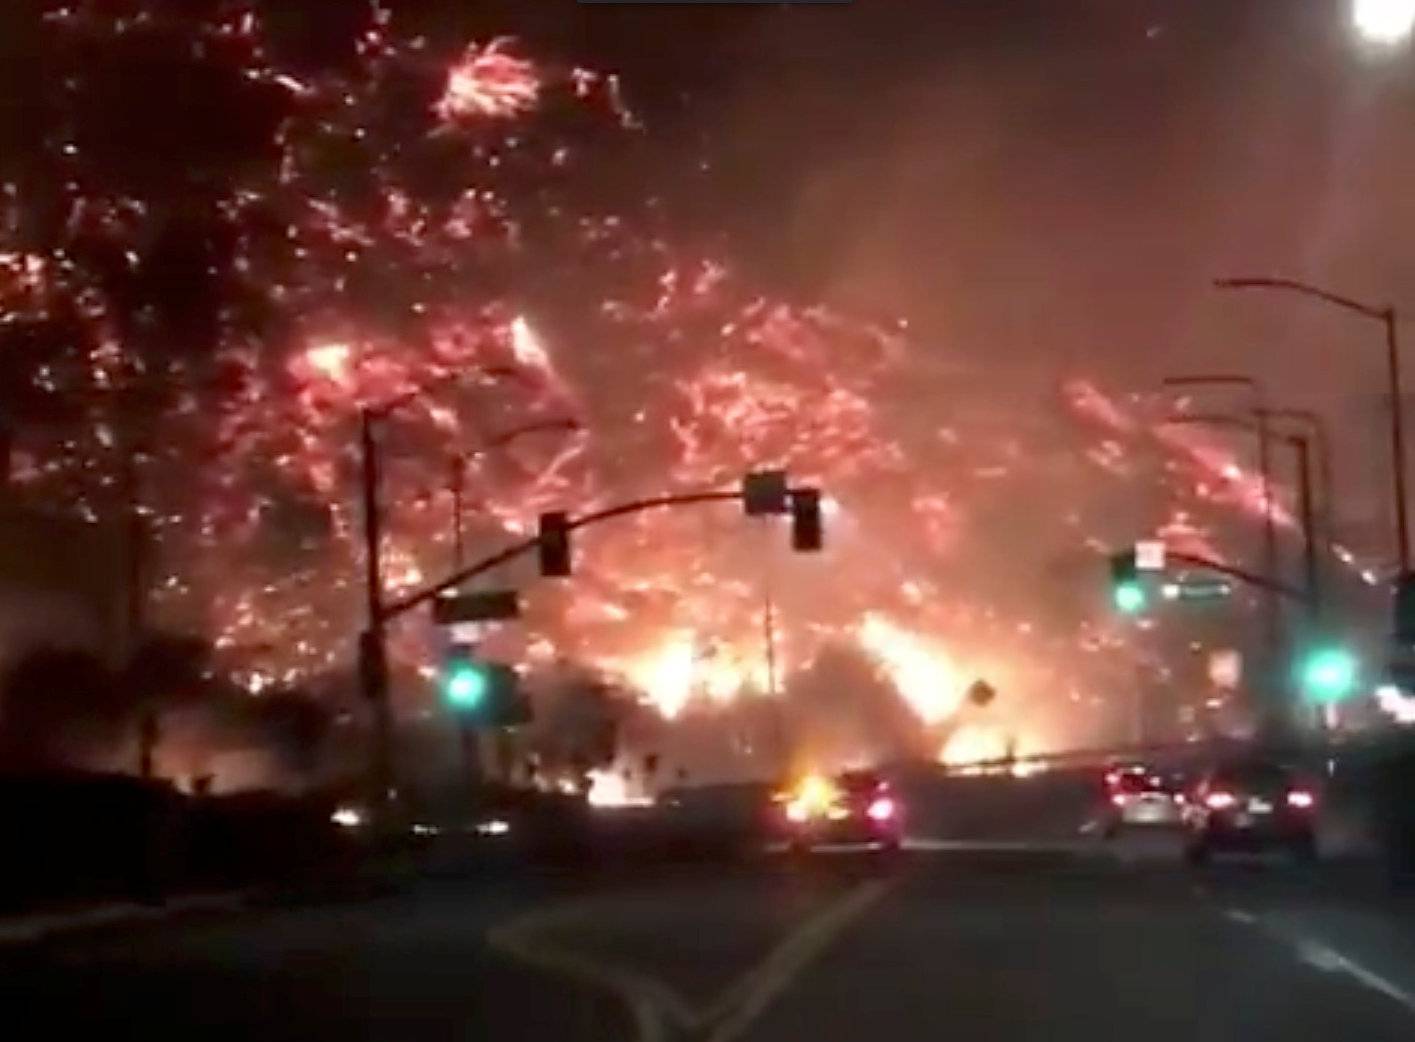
[1288,433,1319,624]
[1162,412,1321,618]
[1162,374,1281,668]
[1214,277,1409,573]
[1386,305,1410,572]
[443,417,580,578]
[449,456,465,572]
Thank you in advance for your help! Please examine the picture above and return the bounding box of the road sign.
[1161,579,1233,601]
[432,589,521,625]
[743,470,790,516]
[1134,540,1166,572]
[967,679,997,707]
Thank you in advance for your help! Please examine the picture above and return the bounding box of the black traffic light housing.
[790,488,823,552]
[538,511,572,577]
[1109,550,1138,586]
[1108,550,1146,614]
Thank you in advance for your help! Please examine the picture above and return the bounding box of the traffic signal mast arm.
[382,488,783,621]
[1163,551,1307,603]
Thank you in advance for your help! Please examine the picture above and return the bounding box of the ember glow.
[0,4,1336,775]
[435,39,542,124]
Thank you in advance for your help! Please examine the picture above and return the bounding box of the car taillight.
[1205,791,1236,810]
[1110,793,1127,807]
[867,797,896,822]
[1286,789,1315,810]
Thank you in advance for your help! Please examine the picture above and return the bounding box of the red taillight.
[1205,791,1236,810]
[1286,789,1315,810]
[1110,793,1127,807]
[867,797,896,822]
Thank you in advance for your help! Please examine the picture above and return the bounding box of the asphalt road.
[7,832,1415,1042]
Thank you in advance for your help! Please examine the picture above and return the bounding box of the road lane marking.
[487,908,689,1042]
[1221,905,1415,1020]
[487,874,897,1042]
[1292,938,1415,1016]
[704,877,894,1042]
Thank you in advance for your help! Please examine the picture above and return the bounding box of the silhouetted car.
[1183,760,1317,864]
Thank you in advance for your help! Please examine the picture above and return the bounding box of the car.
[1183,760,1318,864]
[1101,765,1184,835]
[777,770,903,853]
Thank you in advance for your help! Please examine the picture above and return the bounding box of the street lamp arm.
[453,417,582,464]
[1213,277,1389,321]
[1165,552,1306,603]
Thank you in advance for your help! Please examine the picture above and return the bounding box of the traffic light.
[1109,551,1146,614]
[440,645,529,725]
[538,511,572,577]
[1298,645,1359,704]
[442,644,490,710]
[791,488,823,552]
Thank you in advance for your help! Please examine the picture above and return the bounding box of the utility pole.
[360,409,393,806]
[122,443,157,780]
[1387,306,1410,572]
[763,584,778,700]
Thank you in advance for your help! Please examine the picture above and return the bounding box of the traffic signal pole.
[360,410,394,808]
[386,489,747,619]
[373,480,823,802]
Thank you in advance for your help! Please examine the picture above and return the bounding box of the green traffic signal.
[445,661,489,709]
[1108,551,1146,615]
[1299,646,1358,704]
[1113,582,1147,615]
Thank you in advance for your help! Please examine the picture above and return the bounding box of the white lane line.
[1221,906,1415,1019]
[705,877,895,1042]
[1293,938,1415,1017]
